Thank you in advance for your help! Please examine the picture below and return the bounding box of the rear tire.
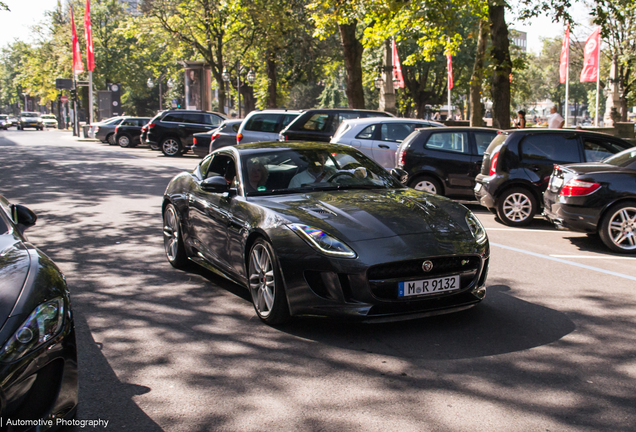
[409,175,443,195]
[496,187,537,227]
[599,201,636,253]
[161,137,182,157]
[107,133,116,145]
[118,134,133,148]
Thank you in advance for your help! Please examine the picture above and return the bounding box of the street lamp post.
[223,62,256,118]
[147,75,173,112]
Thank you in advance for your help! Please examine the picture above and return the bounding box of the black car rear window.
[245,114,281,132]
[521,134,580,163]
[474,132,498,155]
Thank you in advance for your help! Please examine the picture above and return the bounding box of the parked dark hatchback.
[0,195,78,425]
[145,109,227,157]
[191,119,243,157]
[279,109,394,143]
[474,129,633,226]
[115,117,151,148]
[543,147,636,253]
[94,116,125,145]
[396,127,499,197]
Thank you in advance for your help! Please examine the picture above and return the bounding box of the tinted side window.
[199,154,213,179]
[424,132,469,154]
[474,132,498,156]
[231,123,241,133]
[301,114,331,132]
[204,114,223,126]
[122,119,137,126]
[521,134,580,162]
[282,114,297,128]
[380,123,416,142]
[245,114,281,132]
[584,139,614,162]
[356,125,376,140]
[162,113,185,123]
[207,154,237,184]
[182,113,205,124]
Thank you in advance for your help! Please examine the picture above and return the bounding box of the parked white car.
[330,117,445,169]
[237,109,300,144]
[41,114,58,128]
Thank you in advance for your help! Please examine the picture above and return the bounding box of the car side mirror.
[11,204,37,232]
[390,168,408,184]
[201,176,230,193]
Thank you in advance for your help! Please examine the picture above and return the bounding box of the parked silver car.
[330,117,445,169]
[237,109,300,144]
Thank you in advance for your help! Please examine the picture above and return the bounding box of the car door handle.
[178,124,186,127]
[378,144,390,149]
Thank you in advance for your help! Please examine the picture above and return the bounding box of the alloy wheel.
[119,135,130,147]
[162,138,180,156]
[249,244,276,318]
[607,206,636,251]
[502,192,532,222]
[163,206,180,262]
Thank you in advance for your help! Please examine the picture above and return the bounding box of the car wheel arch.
[597,197,636,232]
[495,181,540,206]
[409,172,445,195]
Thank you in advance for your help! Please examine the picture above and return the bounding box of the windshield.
[242,148,404,196]
[602,147,636,167]
[42,115,56,119]
[21,112,40,118]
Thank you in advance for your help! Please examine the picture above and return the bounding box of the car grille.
[367,255,482,300]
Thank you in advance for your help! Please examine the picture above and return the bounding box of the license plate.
[474,183,482,193]
[398,275,460,298]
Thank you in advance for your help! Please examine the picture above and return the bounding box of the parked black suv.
[474,129,633,226]
[115,117,151,147]
[279,109,393,142]
[145,109,227,156]
[396,127,499,197]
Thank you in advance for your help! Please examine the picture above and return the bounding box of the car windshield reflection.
[242,148,402,196]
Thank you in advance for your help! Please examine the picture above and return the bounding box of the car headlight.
[289,224,356,258]
[0,298,65,363]
[466,212,487,244]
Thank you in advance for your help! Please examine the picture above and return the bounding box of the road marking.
[550,255,636,260]
[486,228,557,233]
[490,242,636,282]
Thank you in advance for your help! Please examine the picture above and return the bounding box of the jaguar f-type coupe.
[0,195,78,427]
[162,142,490,324]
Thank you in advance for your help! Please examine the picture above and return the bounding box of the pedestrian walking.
[515,110,526,128]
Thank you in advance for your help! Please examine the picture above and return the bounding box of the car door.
[371,123,422,169]
[187,153,236,271]
[518,133,581,192]
[420,131,474,192]
[182,113,215,146]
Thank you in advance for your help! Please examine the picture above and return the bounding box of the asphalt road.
[1,129,635,432]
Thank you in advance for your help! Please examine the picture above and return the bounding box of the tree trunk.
[241,84,256,115]
[489,3,511,130]
[470,18,488,127]
[338,21,365,109]
[266,50,277,108]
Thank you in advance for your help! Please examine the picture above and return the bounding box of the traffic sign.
[61,95,68,103]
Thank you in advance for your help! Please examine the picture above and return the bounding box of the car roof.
[244,109,301,115]
[342,117,444,125]
[503,128,627,139]
[233,141,355,155]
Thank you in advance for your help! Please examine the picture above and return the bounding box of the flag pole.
[595,49,600,127]
[564,53,569,127]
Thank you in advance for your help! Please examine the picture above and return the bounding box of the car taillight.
[237,133,243,142]
[193,137,197,145]
[398,150,406,167]
[95,127,100,133]
[559,180,601,196]
[489,151,500,176]
[115,126,119,133]
[147,123,155,129]
[211,133,220,140]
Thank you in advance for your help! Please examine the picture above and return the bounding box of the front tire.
[496,187,537,226]
[248,238,290,325]
[161,137,182,157]
[163,204,189,268]
[409,175,443,195]
[107,133,116,145]
[599,201,636,253]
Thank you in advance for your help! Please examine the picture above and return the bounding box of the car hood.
[252,189,471,242]
[0,235,30,328]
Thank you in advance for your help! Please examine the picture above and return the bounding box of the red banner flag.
[446,54,453,89]
[84,0,94,71]
[580,27,600,83]
[71,7,84,75]
[392,39,404,89]
[559,25,569,84]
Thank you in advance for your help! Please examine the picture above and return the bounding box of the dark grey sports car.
[0,196,78,425]
[162,142,490,324]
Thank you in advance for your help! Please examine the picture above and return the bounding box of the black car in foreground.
[162,142,489,324]
[191,119,243,157]
[115,117,151,148]
[0,195,78,427]
[145,109,227,157]
[544,147,636,253]
[474,129,633,226]
[279,109,394,143]
[396,127,499,198]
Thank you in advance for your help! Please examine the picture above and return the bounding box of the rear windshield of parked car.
[245,114,281,132]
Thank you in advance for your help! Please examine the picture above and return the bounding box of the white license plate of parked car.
[474,183,482,193]
[398,275,460,297]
